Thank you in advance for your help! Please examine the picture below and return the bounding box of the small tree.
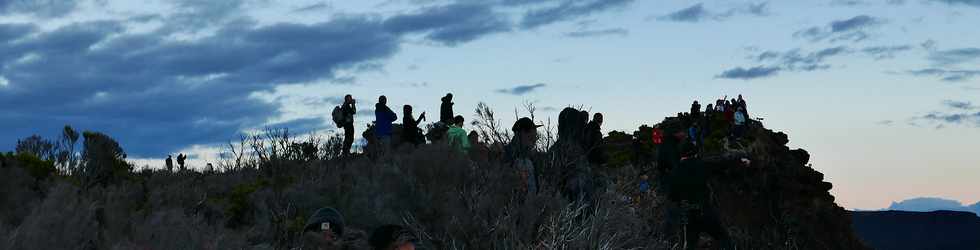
[16,135,55,160]
[57,125,80,174]
[81,131,131,187]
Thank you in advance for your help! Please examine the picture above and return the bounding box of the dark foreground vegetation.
[0,106,867,249]
[851,210,980,250]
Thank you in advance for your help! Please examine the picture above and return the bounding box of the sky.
[0,0,978,210]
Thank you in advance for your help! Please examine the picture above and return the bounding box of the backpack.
[652,129,663,145]
[331,106,344,127]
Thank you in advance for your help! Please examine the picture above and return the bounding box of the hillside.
[852,210,980,250]
[0,108,866,249]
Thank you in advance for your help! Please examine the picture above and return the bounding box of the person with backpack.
[402,105,425,147]
[332,94,357,156]
[374,95,397,151]
[446,115,470,153]
[506,117,542,195]
[440,93,454,124]
[176,153,186,170]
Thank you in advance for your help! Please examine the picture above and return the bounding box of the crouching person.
[301,207,351,250]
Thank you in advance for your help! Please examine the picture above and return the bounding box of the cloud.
[756,46,853,71]
[794,15,882,43]
[519,0,633,29]
[861,45,913,60]
[293,2,331,12]
[928,48,980,66]
[931,0,980,7]
[0,0,78,17]
[265,117,329,134]
[919,111,980,127]
[657,3,711,22]
[564,28,628,38]
[889,197,980,215]
[907,68,980,82]
[830,0,871,6]
[0,16,402,157]
[716,66,781,80]
[655,2,770,23]
[496,83,547,95]
[384,3,513,46]
[942,100,978,110]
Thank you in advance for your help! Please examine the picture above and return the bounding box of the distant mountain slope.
[888,197,980,215]
[851,210,980,250]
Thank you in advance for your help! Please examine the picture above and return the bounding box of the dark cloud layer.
[0,17,400,156]
[384,3,513,46]
[496,83,547,95]
[928,48,980,66]
[907,68,980,82]
[0,0,636,156]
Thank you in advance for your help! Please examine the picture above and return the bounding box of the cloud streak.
[496,83,547,95]
[655,2,770,23]
[794,15,882,43]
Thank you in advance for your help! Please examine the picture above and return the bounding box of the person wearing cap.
[506,117,542,195]
[446,115,470,153]
[302,207,346,248]
[369,224,416,250]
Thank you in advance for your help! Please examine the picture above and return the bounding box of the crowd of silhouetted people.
[167,92,754,249]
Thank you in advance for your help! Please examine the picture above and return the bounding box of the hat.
[512,117,543,132]
[304,207,345,236]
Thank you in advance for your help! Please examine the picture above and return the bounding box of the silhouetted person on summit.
[374,95,397,151]
[402,105,425,146]
[584,113,606,166]
[176,153,186,170]
[690,100,701,119]
[165,155,174,172]
[440,93,454,124]
[341,94,357,156]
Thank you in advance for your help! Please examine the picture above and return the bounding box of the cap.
[512,117,543,132]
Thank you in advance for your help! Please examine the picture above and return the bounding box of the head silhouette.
[345,94,353,103]
[403,105,412,114]
[453,115,464,126]
[379,95,387,105]
[593,113,603,126]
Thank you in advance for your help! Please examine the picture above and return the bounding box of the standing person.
[446,115,470,153]
[724,100,735,123]
[341,94,357,156]
[690,101,701,119]
[584,113,606,166]
[737,94,749,119]
[165,155,174,172]
[704,104,714,118]
[468,131,489,162]
[506,117,542,195]
[440,93,454,124]
[402,105,426,146]
[733,107,747,140]
[176,153,186,170]
[374,95,398,151]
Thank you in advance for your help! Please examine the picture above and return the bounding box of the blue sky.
[1,0,978,209]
